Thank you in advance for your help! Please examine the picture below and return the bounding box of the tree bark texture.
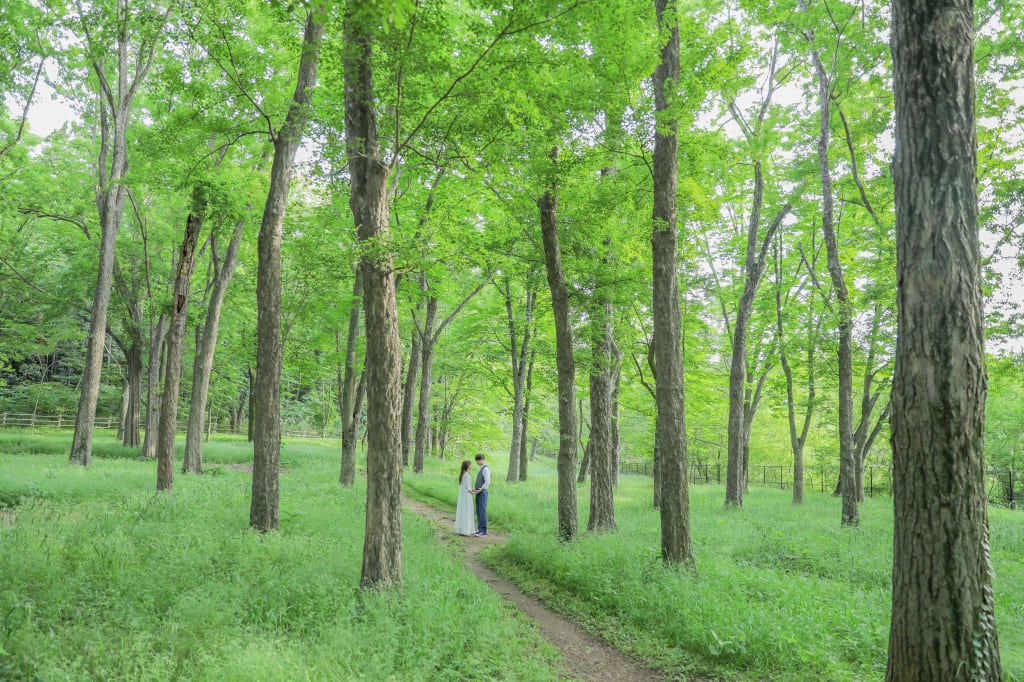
[339,270,363,486]
[886,0,1001,676]
[345,9,403,588]
[184,218,245,474]
[652,0,693,566]
[156,202,204,491]
[250,6,325,532]
[588,295,617,532]
[538,162,578,543]
[140,314,168,459]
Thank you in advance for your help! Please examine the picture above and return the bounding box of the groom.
[471,454,490,537]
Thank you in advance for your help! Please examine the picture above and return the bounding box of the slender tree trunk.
[588,295,616,532]
[652,0,693,566]
[156,199,204,491]
[345,7,403,588]
[250,6,325,532]
[413,297,437,473]
[777,281,817,506]
[339,270,363,486]
[808,47,858,527]
[887,0,1001,675]
[141,315,168,459]
[70,4,164,466]
[518,346,536,481]
[610,341,623,487]
[400,293,422,468]
[184,219,244,474]
[247,365,255,441]
[539,149,578,542]
[504,282,534,483]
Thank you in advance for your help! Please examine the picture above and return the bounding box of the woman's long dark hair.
[458,460,471,483]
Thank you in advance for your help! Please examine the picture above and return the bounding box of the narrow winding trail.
[402,495,664,682]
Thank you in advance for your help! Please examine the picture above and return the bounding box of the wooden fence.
[0,413,332,440]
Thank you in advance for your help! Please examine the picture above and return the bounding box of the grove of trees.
[2,0,1023,675]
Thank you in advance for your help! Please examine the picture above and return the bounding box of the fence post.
[1010,470,1016,509]
[869,468,874,497]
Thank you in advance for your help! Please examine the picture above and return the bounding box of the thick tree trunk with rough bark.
[886,0,1001,676]
[141,314,168,459]
[250,7,325,532]
[539,157,578,542]
[339,271,363,486]
[345,8,403,588]
[652,0,693,566]
[156,201,204,491]
[588,296,616,532]
[184,220,244,474]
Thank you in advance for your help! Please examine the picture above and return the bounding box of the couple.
[455,454,490,537]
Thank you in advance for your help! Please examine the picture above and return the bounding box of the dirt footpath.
[402,495,664,682]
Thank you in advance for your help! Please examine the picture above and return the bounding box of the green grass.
[0,432,569,681]
[404,453,1024,681]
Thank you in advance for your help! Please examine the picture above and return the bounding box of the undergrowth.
[0,433,568,681]
[404,453,1024,681]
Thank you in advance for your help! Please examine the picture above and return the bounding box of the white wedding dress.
[455,471,475,536]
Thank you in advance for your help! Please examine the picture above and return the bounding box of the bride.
[455,460,476,536]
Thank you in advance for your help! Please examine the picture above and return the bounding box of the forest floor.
[402,494,666,682]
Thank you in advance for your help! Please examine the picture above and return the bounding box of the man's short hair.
[475,454,485,462]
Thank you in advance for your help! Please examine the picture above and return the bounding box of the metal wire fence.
[619,459,1023,510]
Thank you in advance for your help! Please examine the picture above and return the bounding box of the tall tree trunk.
[156,197,204,491]
[652,0,693,566]
[726,164,788,506]
[588,293,616,532]
[70,2,165,466]
[504,281,534,483]
[141,314,168,460]
[887,0,1000,672]
[400,291,423,468]
[413,296,437,473]
[250,6,326,532]
[518,346,536,481]
[184,218,244,474]
[122,340,142,447]
[345,8,403,588]
[339,270,363,486]
[538,148,578,543]
[247,365,255,442]
[776,261,818,506]
[112,257,145,448]
[808,46,858,527]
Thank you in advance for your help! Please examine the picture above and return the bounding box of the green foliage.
[0,433,568,681]
[405,455,1024,681]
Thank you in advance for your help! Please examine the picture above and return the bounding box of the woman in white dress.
[455,460,476,536]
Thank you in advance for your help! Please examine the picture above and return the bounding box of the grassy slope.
[0,431,568,682]
[404,453,1024,681]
